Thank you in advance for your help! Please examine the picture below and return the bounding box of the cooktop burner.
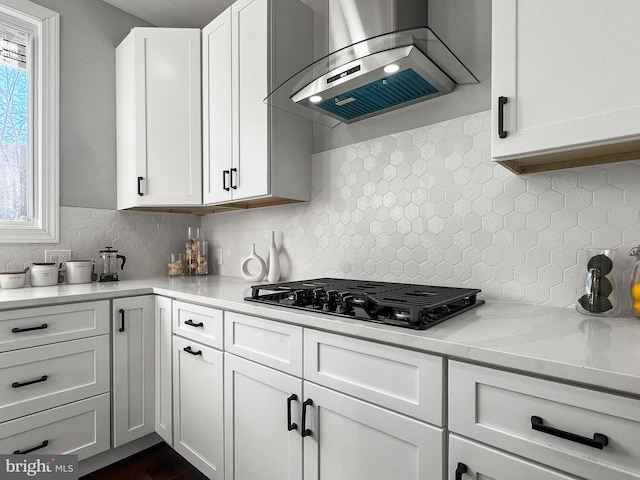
[245,278,484,330]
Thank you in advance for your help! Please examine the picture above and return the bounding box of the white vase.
[240,244,266,282]
[266,231,280,283]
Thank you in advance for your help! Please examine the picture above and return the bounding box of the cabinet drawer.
[449,361,640,480]
[449,434,578,480]
[173,301,223,349]
[0,301,110,352]
[0,336,110,423]
[0,393,111,460]
[225,312,302,376]
[304,330,443,426]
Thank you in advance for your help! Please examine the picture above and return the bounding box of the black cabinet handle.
[230,168,238,189]
[498,96,508,138]
[12,375,48,388]
[531,416,608,450]
[223,170,230,191]
[118,308,125,332]
[12,324,48,333]
[137,176,144,196]
[183,346,202,356]
[455,462,468,480]
[287,394,298,431]
[14,440,49,455]
[185,319,204,328]
[301,398,313,437]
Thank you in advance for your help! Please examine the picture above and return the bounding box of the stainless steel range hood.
[266,0,478,127]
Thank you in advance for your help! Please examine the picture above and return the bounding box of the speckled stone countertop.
[1,275,639,396]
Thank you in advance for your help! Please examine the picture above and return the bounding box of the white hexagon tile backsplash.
[0,207,199,280]
[203,109,640,309]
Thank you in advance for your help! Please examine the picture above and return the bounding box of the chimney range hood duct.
[266,0,478,127]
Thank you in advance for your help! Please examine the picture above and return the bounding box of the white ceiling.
[101,0,234,28]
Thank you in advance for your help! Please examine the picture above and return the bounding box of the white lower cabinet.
[0,394,111,461]
[155,296,173,445]
[112,295,156,447]
[173,335,224,480]
[449,361,640,480]
[224,353,302,480]
[303,381,444,480]
[223,312,445,480]
[449,434,578,480]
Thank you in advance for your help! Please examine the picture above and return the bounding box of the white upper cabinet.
[492,0,640,173]
[116,28,202,208]
[203,0,313,207]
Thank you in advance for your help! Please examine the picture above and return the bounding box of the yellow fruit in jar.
[632,283,640,300]
[634,301,640,314]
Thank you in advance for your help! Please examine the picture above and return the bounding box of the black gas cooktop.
[245,278,484,330]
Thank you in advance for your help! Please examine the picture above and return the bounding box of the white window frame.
[0,0,58,243]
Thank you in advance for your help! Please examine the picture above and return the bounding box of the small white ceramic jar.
[30,263,60,287]
[0,270,28,288]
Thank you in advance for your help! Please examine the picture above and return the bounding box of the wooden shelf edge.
[126,197,307,216]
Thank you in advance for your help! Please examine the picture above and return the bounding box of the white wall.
[202,110,640,310]
[33,0,151,209]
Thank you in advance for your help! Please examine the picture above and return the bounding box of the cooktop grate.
[246,278,484,330]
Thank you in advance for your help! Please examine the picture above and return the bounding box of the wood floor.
[80,442,209,480]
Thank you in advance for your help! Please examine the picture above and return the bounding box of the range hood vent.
[265,0,478,127]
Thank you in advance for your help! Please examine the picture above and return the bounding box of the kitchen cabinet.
[303,382,443,480]
[449,434,578,480]
[491,0,640,174]
[112,296,155,448]
[448,361,640,480]
[154,296,172,445]
[0,301,111,460]
[224,353,303,480]
[223,311,444,480]
[116,28,202,209]
[172,302,224,480]
[202,0,313,208]
[173,335,224,480]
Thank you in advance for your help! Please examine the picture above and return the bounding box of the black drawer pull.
[12,324,48,333]
[223,170,230,191]
[287,394,298,431]
[531,416,608,450]
[183,346,202,356]
[301,398,313,437]
[498,96,508,138]
[14,440,49,454]
[137,176,144,196]
[230,168,238,189]
[119,308,125,332]
[455,462,468,480]
[12,375,48,389]
[185,319,204,328]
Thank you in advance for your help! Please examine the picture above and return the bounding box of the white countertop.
[2,275,639,397]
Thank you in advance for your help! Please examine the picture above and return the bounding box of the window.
[0,0,58,243]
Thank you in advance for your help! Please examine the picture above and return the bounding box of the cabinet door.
[231,0,269,200]
[449,434,578,480]
[492,0,640,161]
[224,353,302,480]
[116,28,202,208]
[303,382,444,480]
[112,295,155,447]
[173,336,224,480]
[154,296,172,445]
[203,8,233,205]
